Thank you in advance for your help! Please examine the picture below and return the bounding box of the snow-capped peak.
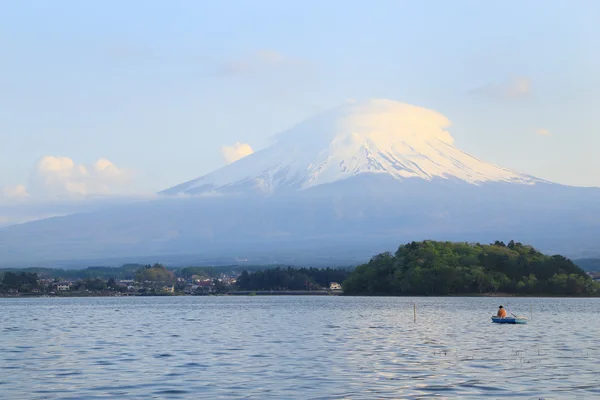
[162,99,540,196]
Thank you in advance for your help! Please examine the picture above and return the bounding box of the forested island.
[342,240,600,296]
[1,240,599,297]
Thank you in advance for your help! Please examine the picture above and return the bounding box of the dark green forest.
[0,264,273,282]
[236,267,351,291]
[342,240,599,296]
[0,271,40,291]
[0,264,144,281]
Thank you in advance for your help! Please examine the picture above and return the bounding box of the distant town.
[0,263,348,297]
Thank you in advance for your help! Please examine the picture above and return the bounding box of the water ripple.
[1,296,599,398]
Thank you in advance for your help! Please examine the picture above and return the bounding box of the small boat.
[491,316,528,324]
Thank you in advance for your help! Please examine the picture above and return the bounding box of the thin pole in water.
[414,303,416,323]
[530,304,532,320]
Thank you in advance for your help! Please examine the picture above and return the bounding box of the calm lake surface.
[1,296,599,399]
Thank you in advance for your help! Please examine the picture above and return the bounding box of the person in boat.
[497,305,507,318]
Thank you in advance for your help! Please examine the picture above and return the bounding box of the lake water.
[1,296,599,399]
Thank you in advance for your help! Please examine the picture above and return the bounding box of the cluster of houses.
[34,279,72,293]
[3,273,344,295]
[2,275,239,295]
[107,275,239,295]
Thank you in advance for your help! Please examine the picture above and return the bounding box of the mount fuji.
[2,99,600,266]
[162,99,541,196]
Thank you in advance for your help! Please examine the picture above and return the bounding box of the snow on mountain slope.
[163,99,541,196]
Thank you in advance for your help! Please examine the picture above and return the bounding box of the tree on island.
[135,264,175,284]
[341,240,599,296]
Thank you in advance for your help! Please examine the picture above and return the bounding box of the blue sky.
[1,0,599,205]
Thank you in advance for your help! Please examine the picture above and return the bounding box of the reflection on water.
[1,296,599,399]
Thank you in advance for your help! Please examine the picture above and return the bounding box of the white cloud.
[0,156,143,227]
[3,184,29,199]
[352,99,455,145]
[537,128,550,136]
[272,99,456,147]
[24,156,132,198]
[214,50,308,76]
[221,142,254,164]
[470,76,532,100]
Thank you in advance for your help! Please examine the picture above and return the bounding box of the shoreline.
[1,291,599,299]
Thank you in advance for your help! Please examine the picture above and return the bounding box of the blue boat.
[491,316,528,324]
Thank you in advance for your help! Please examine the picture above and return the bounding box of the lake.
[1,296,599,399]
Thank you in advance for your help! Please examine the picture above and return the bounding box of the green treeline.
[0,264,281,282]
[236,267,351,290]
[0,264,265,281]
[1,272,40,291]
[342,240,599,296]
[135,264,175,283]
[0,264,144,281]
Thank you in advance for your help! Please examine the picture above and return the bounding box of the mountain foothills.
[1,99,600,265]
